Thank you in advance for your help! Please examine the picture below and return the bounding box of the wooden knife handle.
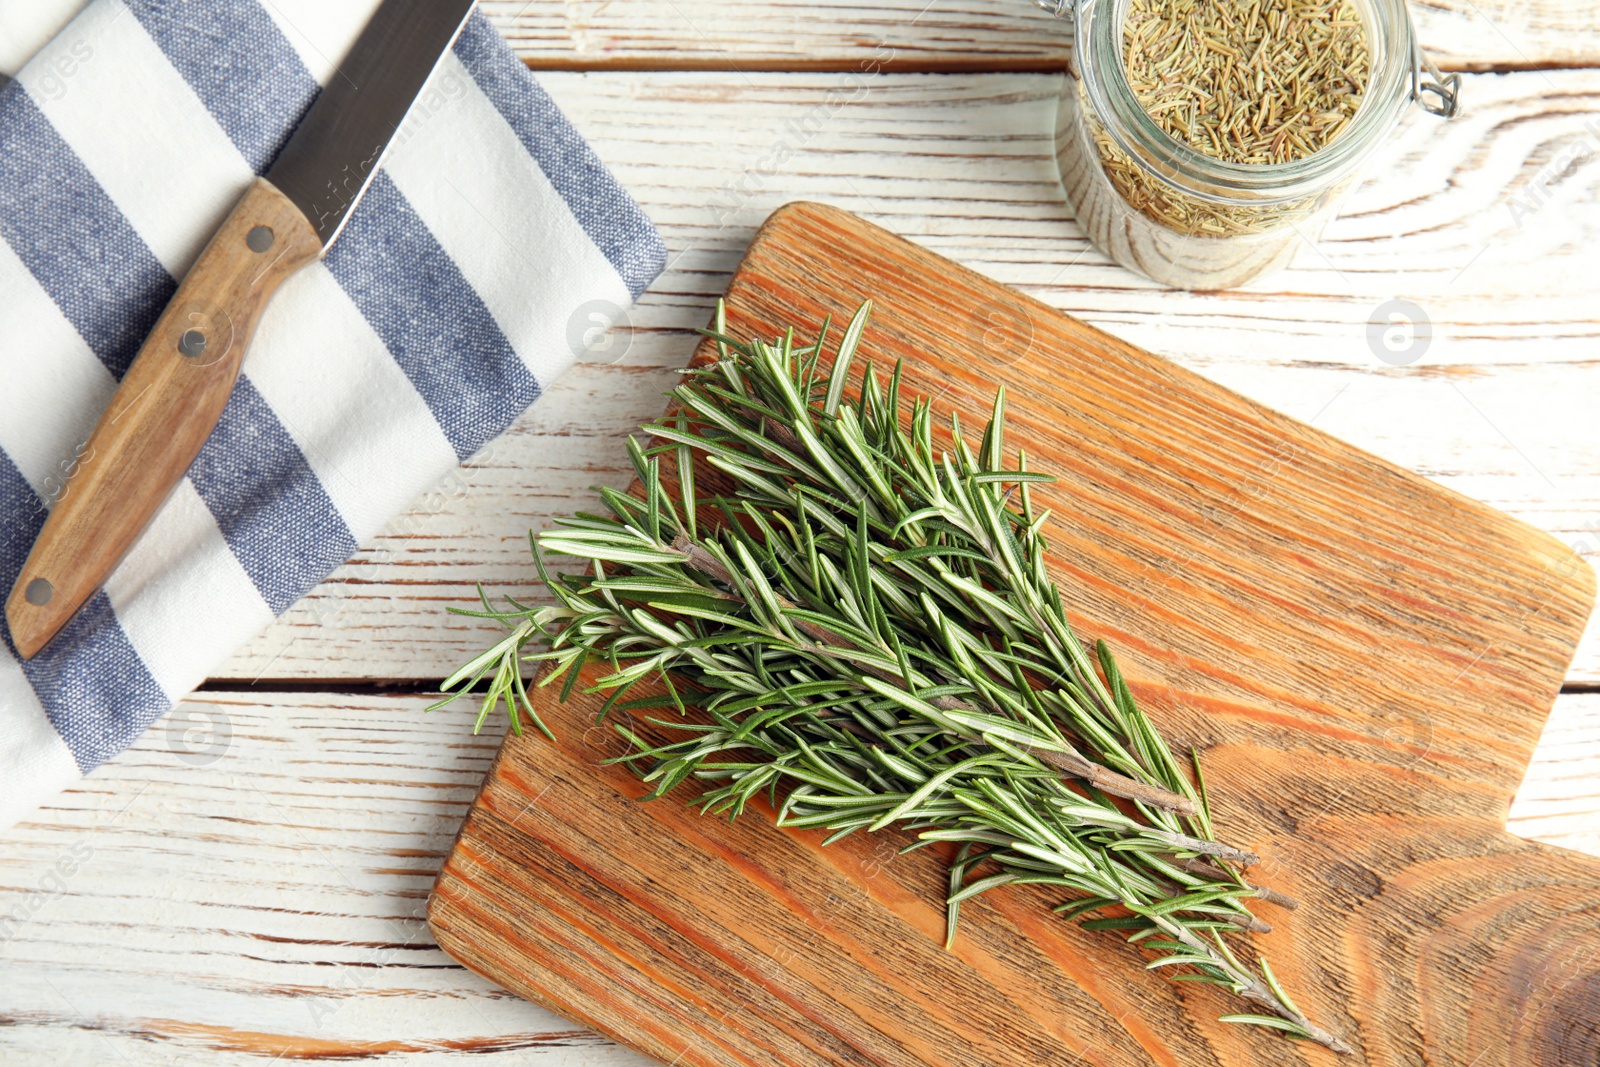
[6,178,320,659]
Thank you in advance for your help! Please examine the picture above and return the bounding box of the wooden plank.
[1,688,1593,1063]
[0,691,651,1065]
[428,200,1596,1067]
[214,69,1600,687]
[1511,691,1600,860]
[482,0,1600,71]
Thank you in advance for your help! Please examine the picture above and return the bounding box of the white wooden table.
[3,4,1598,1062]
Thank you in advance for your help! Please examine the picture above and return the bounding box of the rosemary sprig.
[435,303,1348,1053]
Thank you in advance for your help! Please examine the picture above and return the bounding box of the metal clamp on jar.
[1038,0,1459,290]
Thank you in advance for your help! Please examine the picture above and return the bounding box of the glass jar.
[1042,0,1459,290]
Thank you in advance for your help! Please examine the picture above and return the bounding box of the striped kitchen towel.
[0,0,666,830]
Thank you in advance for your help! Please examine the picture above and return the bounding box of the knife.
[5,0,478,660]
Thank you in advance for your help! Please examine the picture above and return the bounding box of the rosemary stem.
[1164,919,1352,1054]
[1169,856,1300,910]
[1145,830,1259,867]
[1027,747,1197,816]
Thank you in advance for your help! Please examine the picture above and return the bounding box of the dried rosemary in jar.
[1125,0,1370,167]
[1043,0,1458,289]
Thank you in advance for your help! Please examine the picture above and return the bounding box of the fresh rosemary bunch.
[437,303,1349,1053]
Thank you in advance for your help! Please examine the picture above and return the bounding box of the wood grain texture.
[482,0,1600,70]
[0,690,647,1066]
[428,202,1598,1067]
[5,177,320,658]
[215,69,1600,687]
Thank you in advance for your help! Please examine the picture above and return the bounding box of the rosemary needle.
[435,302,1350,1054]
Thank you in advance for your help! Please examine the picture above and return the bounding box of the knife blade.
[5,0,478,660]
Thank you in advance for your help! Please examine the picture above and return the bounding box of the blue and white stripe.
[0,0,665,829]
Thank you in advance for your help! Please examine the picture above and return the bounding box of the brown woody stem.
[1169,855,1300,910]
[1028,747,1197,815]
[1145,830,1259,868]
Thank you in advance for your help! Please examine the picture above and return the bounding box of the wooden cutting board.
[428,202,1599,1066]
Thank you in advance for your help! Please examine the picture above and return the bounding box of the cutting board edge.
[427,840,693,1067]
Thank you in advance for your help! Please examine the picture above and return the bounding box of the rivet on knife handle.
[5,178,320,659]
